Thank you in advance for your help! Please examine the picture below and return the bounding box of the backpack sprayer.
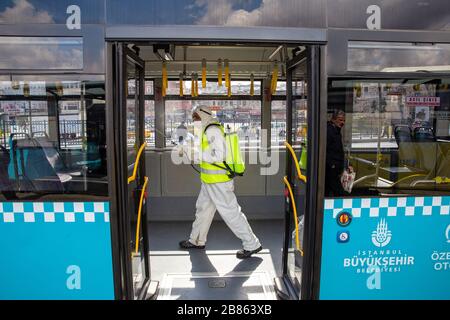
[158,124,245,178]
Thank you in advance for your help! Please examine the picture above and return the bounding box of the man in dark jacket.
[325,109,352,197]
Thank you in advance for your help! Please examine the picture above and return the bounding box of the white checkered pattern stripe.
[0,202,110,223]
[324,196,450,218]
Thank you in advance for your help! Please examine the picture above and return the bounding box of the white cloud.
[195,0,234,26]
[194,0,318,27]
[223,9,262,26]
[0,41,83,69]
[0,0,54,24]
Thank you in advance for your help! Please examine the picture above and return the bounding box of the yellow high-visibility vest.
[200,122,245,184]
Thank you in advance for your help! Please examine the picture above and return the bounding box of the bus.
[0,0,449,300]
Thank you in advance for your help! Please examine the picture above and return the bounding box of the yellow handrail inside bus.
[128,142,147,184]
[390,173,428,187]
[283,176,303,256]
[133,176,149,256]
[284,141,307,183]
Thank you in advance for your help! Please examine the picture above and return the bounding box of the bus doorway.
[108,41,321,300]
[275,46,321,300]
[110,43,157,300]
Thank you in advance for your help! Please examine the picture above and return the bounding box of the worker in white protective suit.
[178,105,262,259]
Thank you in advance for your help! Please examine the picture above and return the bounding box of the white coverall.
[185,122,261,252]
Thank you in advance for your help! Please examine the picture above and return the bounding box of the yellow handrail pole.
[284,141,307,183]
[134,176,149,255]
[128,142,147,184]
[283,176,303,256]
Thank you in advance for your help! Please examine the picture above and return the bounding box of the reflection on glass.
[327,79,450,195]
[106,0,325,28]
[0,37,83,70]
[0,78,107,197]
[348,41,450,73]
[0,0,105,24]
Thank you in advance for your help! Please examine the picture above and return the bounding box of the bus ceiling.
[125,43,306,79]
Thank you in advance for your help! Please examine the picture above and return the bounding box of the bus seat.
[8,134,65,191]
[8,133,30,180]
[32,133,66,172]
[413,126,435,142]
[0,145,14,191]
[394,125,412,143]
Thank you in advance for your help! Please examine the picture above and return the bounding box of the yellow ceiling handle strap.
[250,73,254,96]
[179,73,184,97]
[191,73,195,97]
[23,81,30,97]
[218,58,223,87]
[195,73,199,97]
[162,61,167,97]
[202,58,207,88]
[227,73,232,97]
[284,141,307,183]
[224,59,230,88]
[133,176,149,256]
[271,62,278,95]
[283,176,303,256]
[128,142,147,184]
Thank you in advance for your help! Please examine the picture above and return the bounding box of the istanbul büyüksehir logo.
[371,219,392,247]
[446,224,450,243]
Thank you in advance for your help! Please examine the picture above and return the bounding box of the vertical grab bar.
[283,141,307,255]
[133,176,149,255]
[128,142,147,184]
[283,176,303,256]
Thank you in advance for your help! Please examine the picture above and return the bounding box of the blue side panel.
[319,196,450,300]
[0,202,114,300]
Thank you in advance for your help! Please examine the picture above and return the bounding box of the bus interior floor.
[147,219,284,300]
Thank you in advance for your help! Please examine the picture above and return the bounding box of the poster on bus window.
[415,106,430,122]
[320,196,450,300]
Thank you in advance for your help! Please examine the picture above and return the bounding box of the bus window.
[326,79,450,196]
[165,100,261,148]
[271,81,306,148]
[0,78,107,197]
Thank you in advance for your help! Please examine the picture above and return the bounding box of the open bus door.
[275,46,321,300]
[113,43,158,300]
